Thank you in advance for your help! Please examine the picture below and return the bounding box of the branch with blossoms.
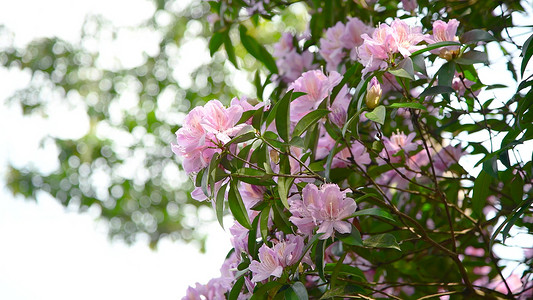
[176,0,533,298]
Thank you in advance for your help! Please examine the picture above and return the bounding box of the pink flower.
[425,19,460,57]
[172,100,246,174]
[273,33,294,58]
[434,145,464,173]
[278,50,316,83]
[332,141,371,169]
[358,19,425,74]
[289,184,356,239]
[320,22,347,71]
[451,72,478,97]
[249,244,284,282]
[274,33,317,83]
[289,70,342,123]
[340,17,373,56]
[380,131,419,162]
[401,0,418,12]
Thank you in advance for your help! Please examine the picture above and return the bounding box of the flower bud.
[365,77,382,109]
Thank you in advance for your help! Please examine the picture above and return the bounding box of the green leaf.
[510,176,524,204]
[365,105,386,125]
[388,57,415,80]
[229,276,245,300]
[491,197,533,246]
[389,102,427,110]
[233,168,276,186]
[259,205,270,241]
[215,183,227,228]
[351,208,395,222]
[315,239,326,281]
[275,90,293,142]
[338,226,363,246]
[324,264,366,281]
[238,25,278,74]
[410,41,462,57]
[226,125,256,146]
[290,282,308,300]
[228,181,252,229]
[272,200,294,234]
[460,29,496,44]
[411,54,428,76]
[224,32,238,68]
[455,50,489,65]
[472,169,491,217]
[319,286,346,300]
[292,109,330,138]
[363,233,401,251]
[437,62,456,87]
[248,214,260,259]
[521,32,533,77]
[209,31,225,56]
[419,85,455,98]
[277,176,295,209]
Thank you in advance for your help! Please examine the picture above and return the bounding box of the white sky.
[0,1,232,299]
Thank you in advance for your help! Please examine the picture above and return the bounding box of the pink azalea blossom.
[341,17,373,60]
[289,69,342,123]
[249,244,284,282]
[320,22,347,71]
[401,0,418,12]
[274,33,316,83]
[358,19,425,74]
[434,144,464,173]
[278,50,316,83]
[289,183,356,239]
[425,19,460,57]
[451,72,479,97]
[273,32,294,58]
[172,100,246,174]
[380,131,419,162]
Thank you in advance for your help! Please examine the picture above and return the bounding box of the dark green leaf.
[292,109,330,138]
[363,233,401,251]
[460,29,496,44]
[437,62,456,87]
[351,208,395,222]
[238,25,278,74]
[472,169,491,217]
[290,282,308,300]
[315,239,326,281]
[224,33,238,68]
[419,85,455,98]
[338,225,363,246]
[389,102,427,110]
[228,181,252,229]
[229,276,245,300]
[215,183,228,228]
[209,31,225,56]
[410,41,462,57]
[275,90,292,142]
[388,57,415,80]
[456,50,489,65]
[521,33,533,77]
[324,264,366,281]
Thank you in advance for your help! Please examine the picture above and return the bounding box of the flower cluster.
[358,19,425,74]
[289,184,356,239]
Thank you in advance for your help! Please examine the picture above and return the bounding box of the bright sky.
[0,1,231,299]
